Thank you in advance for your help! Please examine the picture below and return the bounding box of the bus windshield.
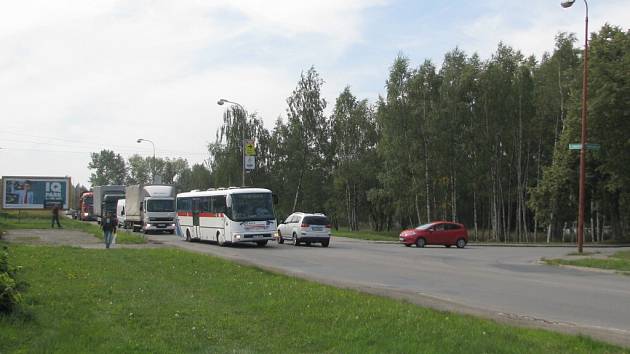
[230,193,274,221]
[147,199,175,212]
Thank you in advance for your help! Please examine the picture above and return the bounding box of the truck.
[79,191,95,221]
[93,185,125,224]
[124,184,176,234]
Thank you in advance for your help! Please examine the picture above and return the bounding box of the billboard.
[2,176,70,210]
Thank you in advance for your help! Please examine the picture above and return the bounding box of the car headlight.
[233,233,241,240]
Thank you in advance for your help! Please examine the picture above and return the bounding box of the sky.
[1,0,629,188]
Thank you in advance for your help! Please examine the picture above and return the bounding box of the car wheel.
[456,238,466,248]
[321,240,329,248]
[292,233,299,246]
[416,238,426,248]
[277,231,284,244]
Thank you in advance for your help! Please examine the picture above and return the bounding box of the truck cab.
[141,196,176,234]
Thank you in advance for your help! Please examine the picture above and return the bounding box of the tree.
[284,67,330,213]
[88,150,127,186]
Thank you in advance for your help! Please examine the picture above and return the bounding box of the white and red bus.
[176,187,277,247]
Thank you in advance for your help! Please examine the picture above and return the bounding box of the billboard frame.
[1,176,72,211]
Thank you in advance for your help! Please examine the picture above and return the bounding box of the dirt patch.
[3,229,163,249]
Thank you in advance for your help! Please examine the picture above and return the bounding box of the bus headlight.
[234,233,241,240]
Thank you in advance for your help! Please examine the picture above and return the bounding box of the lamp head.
[560,0,575,8]
[217,99,226,105]
[137,139,143,143]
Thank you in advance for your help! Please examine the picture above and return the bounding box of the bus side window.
[212,196,226,213]
[200,197,211,212]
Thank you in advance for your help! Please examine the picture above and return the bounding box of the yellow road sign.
[244,140,256,156]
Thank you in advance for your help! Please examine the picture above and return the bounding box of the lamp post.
[137,138,156,183]
[561,0,589,253]
[217,98,247,187]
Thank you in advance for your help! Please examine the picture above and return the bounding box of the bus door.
[192,198,201,238]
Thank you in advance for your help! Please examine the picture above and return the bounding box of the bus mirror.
[272,194,278,205]
[226,195,232,208]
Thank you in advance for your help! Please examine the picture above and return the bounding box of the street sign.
[569,143,600,150]
[244,139,256,156]
[244,156,255,170]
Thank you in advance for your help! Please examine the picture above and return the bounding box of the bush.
[0,246,9,273]
[0,246,23,313]
[0,272,22,313]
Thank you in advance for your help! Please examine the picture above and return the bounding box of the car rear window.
[302,216,329,225]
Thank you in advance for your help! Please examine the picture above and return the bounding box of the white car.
[277,212,331,247]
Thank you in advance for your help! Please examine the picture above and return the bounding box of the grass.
[332,228,400,241]
[545,250,630,273]
[0,243,627,353]
[0,210,145,244]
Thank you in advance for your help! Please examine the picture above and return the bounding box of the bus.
[176,187,277,247]
[79,191,95,221]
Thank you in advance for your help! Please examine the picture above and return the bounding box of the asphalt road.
[148,234,630,347]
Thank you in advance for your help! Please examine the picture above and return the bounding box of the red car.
[399,221,468,248]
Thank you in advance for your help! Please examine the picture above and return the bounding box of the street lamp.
[217,98,247,187]
[137,138,156,183]
[561,0,589,253]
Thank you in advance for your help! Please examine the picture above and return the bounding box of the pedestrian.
[101,211,117,249]
[51,204,62,228]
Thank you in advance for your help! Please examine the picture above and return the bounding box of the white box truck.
[93,185,125,224]
[124,184,176,234]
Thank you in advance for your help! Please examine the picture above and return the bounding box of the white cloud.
[0,0,384,186]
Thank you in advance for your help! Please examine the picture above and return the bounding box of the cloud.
[0,1,384,186]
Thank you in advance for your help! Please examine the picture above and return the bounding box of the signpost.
[569,143,600,150]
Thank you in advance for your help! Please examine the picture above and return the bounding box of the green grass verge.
[545,250,630,272]
[0,244,626,353]
[332,228,400,241]
[0,211,145,244]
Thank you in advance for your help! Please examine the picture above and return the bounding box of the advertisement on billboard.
[2,176,70,210]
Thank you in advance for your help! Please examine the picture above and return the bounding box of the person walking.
[51,204,62,228]
[101,211,117,249]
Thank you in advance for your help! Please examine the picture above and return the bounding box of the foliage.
[88,149,127,186]
[0,246,22,314]
[0,245,624,353]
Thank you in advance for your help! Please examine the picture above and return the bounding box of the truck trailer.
[93,185,125,224]
[124,184,176,234]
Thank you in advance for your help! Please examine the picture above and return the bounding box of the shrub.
[0,246,9,273]
[0,246,23,313]
[0,272,22,313]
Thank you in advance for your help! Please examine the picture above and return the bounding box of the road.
[146,234,630,346]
